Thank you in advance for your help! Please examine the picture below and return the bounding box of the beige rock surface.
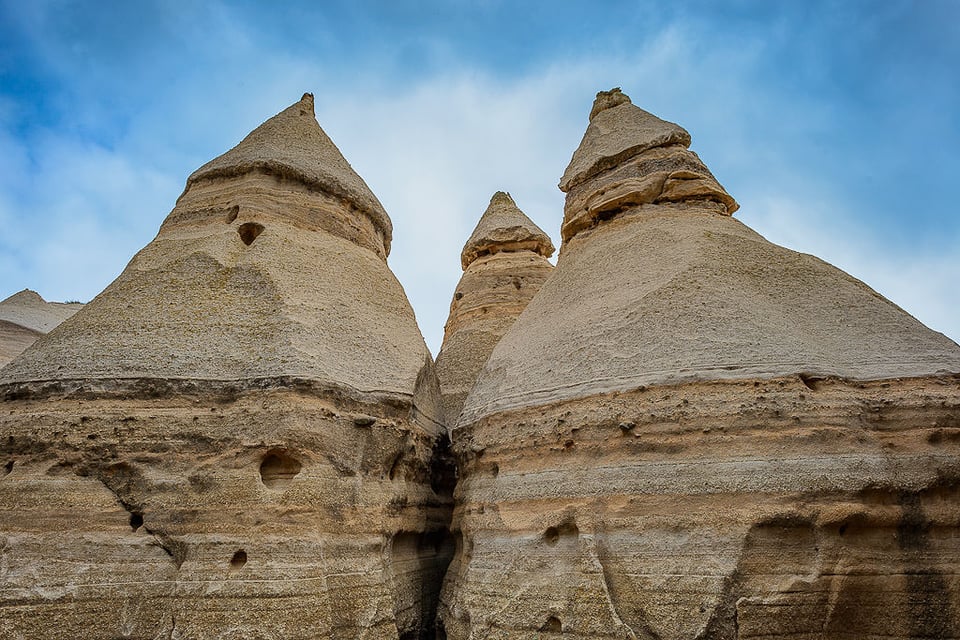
[0,290,83,368]
[0,95,452,639]
[435,192,554,425]
[439,88,960,638]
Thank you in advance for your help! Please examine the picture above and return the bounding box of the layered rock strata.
[434,192,554,425]
[0,290,83,367]
[438,88,960,638]
[0,94,452,639]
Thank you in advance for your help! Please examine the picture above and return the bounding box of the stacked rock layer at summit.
[0,94,452,639]
[437,89,960,638]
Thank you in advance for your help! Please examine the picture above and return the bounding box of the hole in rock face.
[130,512,144,531]
[543,520,579,546]
[512,277,522,290]
[540,616,562,632]
[3,460,12,476]
[238,222,265,245]
[259,451,301,489]
[226,205,239,222]
[230,549,247,569]
[454,291,463,300]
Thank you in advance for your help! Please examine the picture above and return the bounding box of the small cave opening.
[238,222,265,246]
[230,549,247,570]
[454,291,464,301]
[259,450,302,489]
[226,205,239,223]
[543,520,579,546]
[540,616,562,632]
[798,373,823,391]
[3,460,12,476]
[129,511,144,531]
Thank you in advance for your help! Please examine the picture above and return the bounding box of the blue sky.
[1,0,958,353]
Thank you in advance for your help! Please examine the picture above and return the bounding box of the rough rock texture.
[435,192,554,425]
[559,87,737,244]
[0,95,452,639]
[0,290,83,368]
[438,88,960,638]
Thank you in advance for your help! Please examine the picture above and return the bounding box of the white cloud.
[1,9,956,358]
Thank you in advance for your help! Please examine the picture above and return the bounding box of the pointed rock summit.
[459,191,554,269]
[436,192,554,425]
[559,87,737,243]
[441,88,960,638]
[185,93,392,255]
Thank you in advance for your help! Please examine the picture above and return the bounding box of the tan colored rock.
[0,289,83,368]
[0,95,452,639]
[438,89,960,638]
[435,192,554,425]
[559,87,737,244]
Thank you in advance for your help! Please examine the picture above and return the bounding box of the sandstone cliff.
[434,192,554,425]
[0,289,83,368]
[0,94,451,639]
[438,88,960,639]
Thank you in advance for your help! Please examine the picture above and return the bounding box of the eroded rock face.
[0,95,452,639]
[438,89,960,638]
[434,192,554,425]
[0,290,83,368]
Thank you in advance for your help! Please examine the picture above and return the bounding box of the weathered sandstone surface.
[438,88,960,638]
[434,192,554,425]
[0,290,83,368]
[2,86,959,640]
[0,94,452,639]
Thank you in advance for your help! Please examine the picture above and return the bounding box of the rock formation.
[434,192,554,425]
[0,289,83,367]
[0,94,452,639]
[3,86,960,640]
[438,88,960,638]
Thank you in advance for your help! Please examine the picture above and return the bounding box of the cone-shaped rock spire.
[440,89,960,639]
[0,96,451,638]
[559,88,737,244]
[460,191,555,269]
[462,91,960,422]
[436,193,554,424]
[1,96,429,393]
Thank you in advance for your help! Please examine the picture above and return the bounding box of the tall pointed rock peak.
[184,92,392,255]
[460,191,555,269]
[559,87,737,244]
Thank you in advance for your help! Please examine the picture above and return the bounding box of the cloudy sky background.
[1,0,957,354]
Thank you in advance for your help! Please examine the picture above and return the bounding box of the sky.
[1,0,958,355]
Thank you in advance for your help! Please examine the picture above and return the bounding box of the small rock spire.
[459,191,555,270]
